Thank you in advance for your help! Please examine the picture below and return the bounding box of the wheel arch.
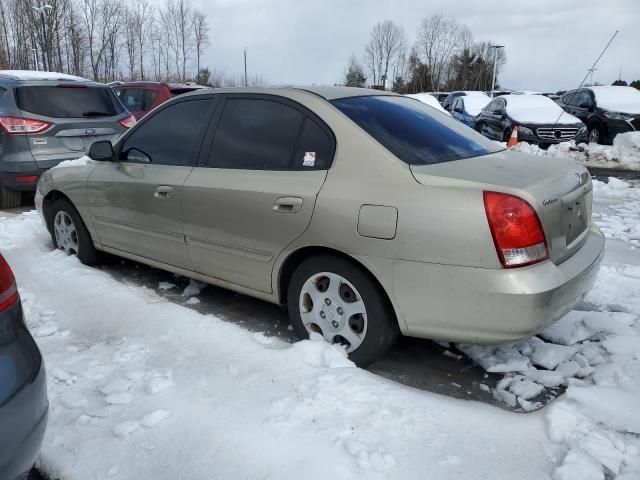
[276,245,403,329]
[42,190,75,227]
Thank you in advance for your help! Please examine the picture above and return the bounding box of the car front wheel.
[287,255,399,366]
[588,124,603,144]
[46,198,101,265]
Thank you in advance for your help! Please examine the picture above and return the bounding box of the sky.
[187,0,640,92]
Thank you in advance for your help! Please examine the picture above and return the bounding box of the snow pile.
[511,132,640,170]
[592,178,640,247]
[51,156,94,169]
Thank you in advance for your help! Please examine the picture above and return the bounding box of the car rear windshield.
[15,85,124,118]
[331,95,503,165]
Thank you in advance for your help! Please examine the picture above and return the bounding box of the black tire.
[0,184,21,209]
[46,198,101,266]
[475,122,484,133]
[588,123,604,145]
[287,255,399,367]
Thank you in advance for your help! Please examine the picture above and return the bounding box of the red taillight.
[0,115,51,135]
[118,114,136,129]
[0,255,18,311]
[16,175,39,184]
[483,191,549,268]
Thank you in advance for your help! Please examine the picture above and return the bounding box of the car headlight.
[578,126,587,135]
[518,126,534,136]
[603,111,632,121]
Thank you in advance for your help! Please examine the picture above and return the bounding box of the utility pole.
[244,48,248,87]
[32,4,53,71]
[490,45,504,97]
[588,68,598,86]
[32,48,39,71]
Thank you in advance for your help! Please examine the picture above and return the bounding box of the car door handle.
[273,196,303,213]
[154,185,174,199]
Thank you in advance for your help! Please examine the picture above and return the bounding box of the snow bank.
[511,132,640,170]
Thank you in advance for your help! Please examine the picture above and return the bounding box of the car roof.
[0,70,91,82]
[176,85,398,101]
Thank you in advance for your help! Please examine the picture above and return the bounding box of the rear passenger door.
[182,94,334,293]
[87,97,215,269]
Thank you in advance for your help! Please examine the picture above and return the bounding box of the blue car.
[451,95,491,128]
[0,254,48,480]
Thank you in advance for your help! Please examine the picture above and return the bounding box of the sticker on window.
[303,151,316,167]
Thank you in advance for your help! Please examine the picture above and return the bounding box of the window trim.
[115,95,217,167]
[197,93,336,171]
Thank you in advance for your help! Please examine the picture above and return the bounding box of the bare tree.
[416,14,463,91]
[364,20,406,88]
[192,9,209,77]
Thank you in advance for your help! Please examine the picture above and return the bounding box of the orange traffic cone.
[507,127,519,149]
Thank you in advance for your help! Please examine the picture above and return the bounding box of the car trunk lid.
[410,149,593,265]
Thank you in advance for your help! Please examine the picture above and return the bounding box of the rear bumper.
[0,169,47,191]
[360,226,605,344]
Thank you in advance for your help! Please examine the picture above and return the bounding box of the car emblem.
[85,128,95,135]
[554,130,562,139]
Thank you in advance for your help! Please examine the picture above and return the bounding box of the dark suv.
[0,71,134,208]
[557,86,640,144]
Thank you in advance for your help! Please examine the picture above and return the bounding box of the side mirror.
[579,101,591,109]
[88,140,115,161]
[454,107,462,113]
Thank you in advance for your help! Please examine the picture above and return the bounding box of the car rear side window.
[207,98,303,170]
[332,95,503,165]
[122,99,212,166]
[117,89,158,111]
[292,118,334,169]
[15,85,124,118]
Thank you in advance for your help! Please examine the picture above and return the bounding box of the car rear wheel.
[0,184,21,209]
[287,255,399,366]
[46,198,101,265]
[588,124,603,144]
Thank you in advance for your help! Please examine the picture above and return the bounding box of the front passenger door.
[87,98,215,269]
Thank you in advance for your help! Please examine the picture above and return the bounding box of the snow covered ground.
[511,132,640,171]
[1,178,639,479]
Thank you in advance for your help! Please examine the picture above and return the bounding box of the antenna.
[535,30,618,156]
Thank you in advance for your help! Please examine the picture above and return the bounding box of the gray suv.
[0,70,134,208]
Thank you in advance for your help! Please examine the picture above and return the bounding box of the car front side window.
[121,99,212,166]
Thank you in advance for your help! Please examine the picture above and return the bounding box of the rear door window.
[121,99,213,166]
[15,85,124,118]
[332,95,503,165]
[206,98,304,170]
[292,118,335,169]
[118,89,158,111]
